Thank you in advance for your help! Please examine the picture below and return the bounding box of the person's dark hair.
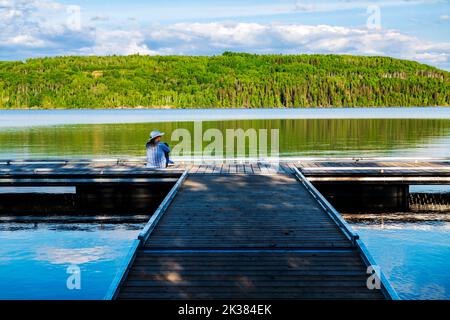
[146,138,157,148]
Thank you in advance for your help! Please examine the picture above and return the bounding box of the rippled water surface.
[0,221,143,299]
[347,216,450,300]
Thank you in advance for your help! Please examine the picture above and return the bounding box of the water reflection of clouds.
[0,222,143,236]
[354,221,450,231]
[0,222,142,266]
[353,221,450,299]
[0,222,142,298]
[34,246,118,265]
[419,283,447,300]
[0,256,14,263]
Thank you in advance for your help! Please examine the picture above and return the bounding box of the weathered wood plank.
[118,250,384,300]
[143,174,350,250]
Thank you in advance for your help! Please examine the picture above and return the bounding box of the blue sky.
[1,0,449,69]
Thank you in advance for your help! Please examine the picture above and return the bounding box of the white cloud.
[440,14,449,21]
[142,22,450,69]
[0,0,74,48]
[0,0,156,56]
[35,246,116,265]
[79,30,157,56]
[1,34,47,47]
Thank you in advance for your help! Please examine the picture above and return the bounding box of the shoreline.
[1,105,449,110]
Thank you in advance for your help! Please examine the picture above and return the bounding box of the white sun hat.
[149,130,165,140]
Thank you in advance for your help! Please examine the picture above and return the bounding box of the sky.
[0,0,449,70]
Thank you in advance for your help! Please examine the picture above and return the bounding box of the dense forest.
[0,52,449,108]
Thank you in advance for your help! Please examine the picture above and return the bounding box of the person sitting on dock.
[146,130,173,168]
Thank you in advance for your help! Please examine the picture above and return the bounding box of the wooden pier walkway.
[78,161,401,300]
[113,173,388,299]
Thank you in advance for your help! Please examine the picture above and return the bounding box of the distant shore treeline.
[0,52,449,108]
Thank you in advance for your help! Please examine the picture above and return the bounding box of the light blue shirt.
[146,142,170,168]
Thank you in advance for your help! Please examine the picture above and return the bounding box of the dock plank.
[119,251,383,300]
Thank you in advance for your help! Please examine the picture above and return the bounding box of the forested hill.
[0,53,449,108]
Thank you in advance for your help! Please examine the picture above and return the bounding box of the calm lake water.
[0,107,450,158]
[349,218,450,300]
[0,221,143,300]
[0,107,449,299]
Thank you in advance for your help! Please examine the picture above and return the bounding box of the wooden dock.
[2,157,450,181]
[297,159,450,184]
[4,158,446,299]
[111,172,393,299]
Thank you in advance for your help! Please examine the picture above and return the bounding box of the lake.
[0,107,449,299]
[348,217,450,300]
[0,220,144,299]
[1,107,450,158]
